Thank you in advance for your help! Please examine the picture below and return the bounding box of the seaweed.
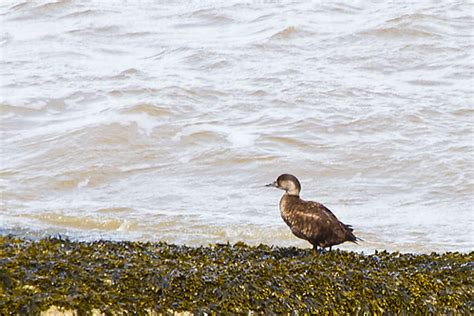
[0,236,472,314]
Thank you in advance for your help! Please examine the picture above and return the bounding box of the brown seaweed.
[0,236,472,314]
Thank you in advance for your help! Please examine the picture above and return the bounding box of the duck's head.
[266,174,301,196]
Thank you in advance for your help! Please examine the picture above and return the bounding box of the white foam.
[173,123,259,148]
[226,129,258,147]
[117,220,132,232]
[77,177,89,188]
[115,112,158,137]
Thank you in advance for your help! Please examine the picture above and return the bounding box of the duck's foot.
[315,247,332,254]
[312,245,332,254]
[312,246,326,255]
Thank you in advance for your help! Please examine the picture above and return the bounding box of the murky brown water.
[1,1,473,253]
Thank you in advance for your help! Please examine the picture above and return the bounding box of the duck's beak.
[265,181,278,188]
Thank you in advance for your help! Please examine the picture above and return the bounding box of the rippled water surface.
[1,1,473,253]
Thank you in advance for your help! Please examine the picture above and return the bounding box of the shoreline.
[1,236,472,314]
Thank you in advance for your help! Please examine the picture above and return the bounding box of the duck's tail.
[343,223,363,244]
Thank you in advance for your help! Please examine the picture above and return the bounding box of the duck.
[266,174,359,252]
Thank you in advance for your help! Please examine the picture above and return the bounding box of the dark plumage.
[266,174,358,252]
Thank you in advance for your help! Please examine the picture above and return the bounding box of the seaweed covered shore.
[0,236,472,314]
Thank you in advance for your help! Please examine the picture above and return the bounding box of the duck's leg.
[329,246,332,252]
[312,243,319,254]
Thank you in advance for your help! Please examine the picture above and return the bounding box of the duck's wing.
[300,201,341,223]
[287,200,357,246]
[306,201,355,232]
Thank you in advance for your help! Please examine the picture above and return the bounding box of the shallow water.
[1,1,473,253]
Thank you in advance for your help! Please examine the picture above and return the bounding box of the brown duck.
[266,174,359,252]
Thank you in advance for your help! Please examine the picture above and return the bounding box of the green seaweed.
[0,236,472,314]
